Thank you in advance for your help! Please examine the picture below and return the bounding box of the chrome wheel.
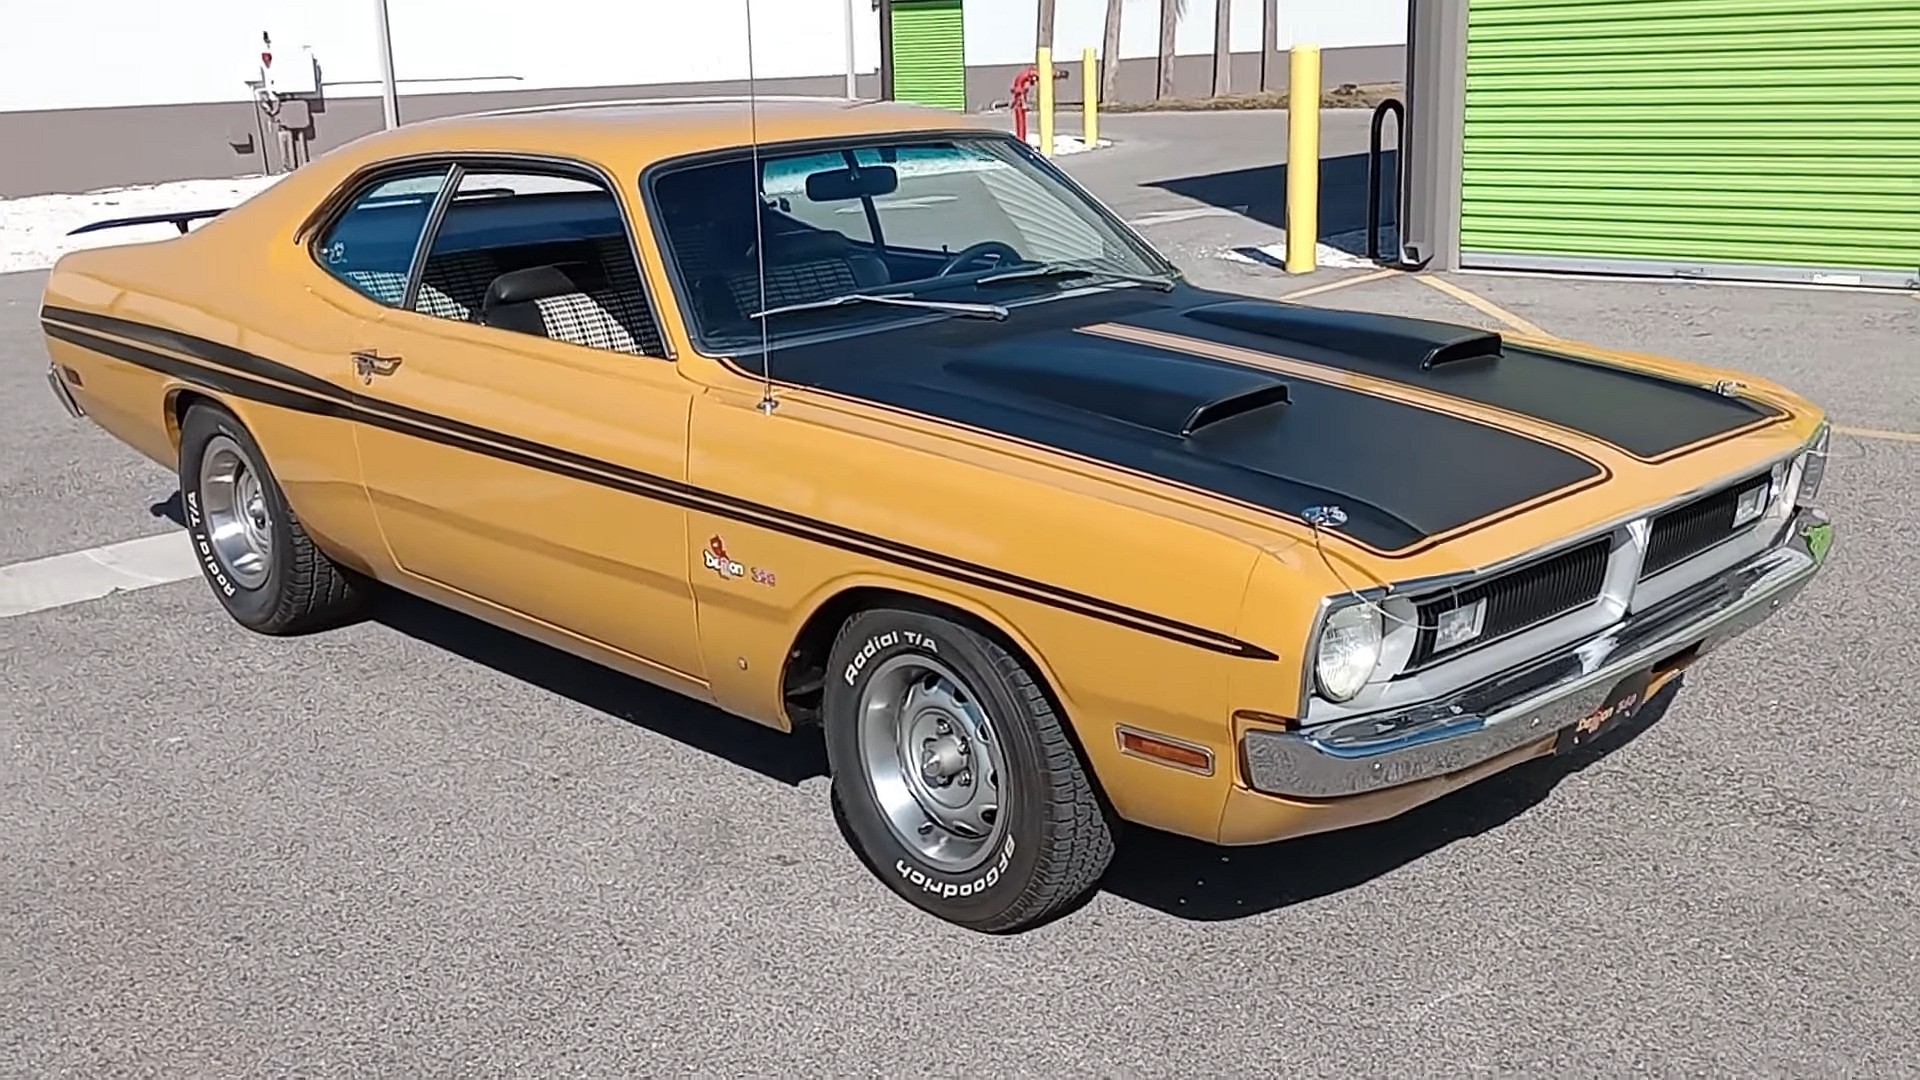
[856,654,1008,874]
[197,434,273,590]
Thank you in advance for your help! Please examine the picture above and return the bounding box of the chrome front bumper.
[46,364,85,419]
[1243,507,1834,800]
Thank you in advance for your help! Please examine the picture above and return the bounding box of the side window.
[408,167,666,358]
[314,168,452,306]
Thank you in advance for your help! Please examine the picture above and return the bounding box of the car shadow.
[241,520,1675,925]
[367,586,830,787]
[150,491,185,526]
[1099,679,1683,921]
[147,481,828,786]
[1143,149,1398,261]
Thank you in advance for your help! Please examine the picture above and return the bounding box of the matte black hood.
[760,285,1780,555]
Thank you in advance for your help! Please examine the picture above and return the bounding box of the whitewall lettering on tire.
[895,836,1017,899]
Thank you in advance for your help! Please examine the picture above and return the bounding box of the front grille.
[1408,536,1612,668]
[1641,473,1771,578]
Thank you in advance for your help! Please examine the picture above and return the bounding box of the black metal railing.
[1366,97,1405,266]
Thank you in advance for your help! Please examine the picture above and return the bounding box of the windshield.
[646,133,1174,350]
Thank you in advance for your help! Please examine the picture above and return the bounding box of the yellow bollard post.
[1037,46,1055,157]
[1082,45,1099,148]
[1285,44,1321,274]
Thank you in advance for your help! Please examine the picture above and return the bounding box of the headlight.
[1316,603,1383,702]
[1771,423,1829,514]
[1768,423,1829,522]
[1799,422,1829,504]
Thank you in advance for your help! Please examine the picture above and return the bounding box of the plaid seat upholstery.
[342,269,409,306]
[413,235,664,357]
[724,256,861,315]
[413,250,499,321]
[696,227,890,323]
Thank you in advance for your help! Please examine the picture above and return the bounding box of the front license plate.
[1556,667,1654,753]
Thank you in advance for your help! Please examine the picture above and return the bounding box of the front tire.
[177,404,365,634]
[823,607,1115,932]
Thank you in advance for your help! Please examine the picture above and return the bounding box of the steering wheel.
[935,240,1023,277]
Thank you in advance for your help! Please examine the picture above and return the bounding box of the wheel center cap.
[919,732,969,783]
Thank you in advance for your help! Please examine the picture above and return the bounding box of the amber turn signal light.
[1116,725,1214,776]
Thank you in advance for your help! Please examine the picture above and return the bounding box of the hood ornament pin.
[1301,505,1348,528]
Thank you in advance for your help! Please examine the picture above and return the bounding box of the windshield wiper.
[974,260,1176,291]
[749,292,1008,321]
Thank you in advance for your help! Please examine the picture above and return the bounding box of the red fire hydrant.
[1009,65,1071,143]
[1010,66,1038,142]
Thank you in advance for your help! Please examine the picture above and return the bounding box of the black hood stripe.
[40,309,1278,662]
[749,296,1609,557]
[1134,300,1786,462]
[1073,320,1621,529]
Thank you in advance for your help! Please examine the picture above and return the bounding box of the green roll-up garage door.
[1462,0,1920,288]
[891,0,967,111]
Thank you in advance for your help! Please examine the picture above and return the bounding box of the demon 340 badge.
[704,536,775,586]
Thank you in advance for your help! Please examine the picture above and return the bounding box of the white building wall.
[1,0,1404,114]
[1,0,887,112]
[966,0,1407,67]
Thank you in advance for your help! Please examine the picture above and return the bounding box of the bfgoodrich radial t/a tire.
[823,607,1116,932]
[177,403,365,635]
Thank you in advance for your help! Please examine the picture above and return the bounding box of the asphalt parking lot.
[4,111,1919,1076]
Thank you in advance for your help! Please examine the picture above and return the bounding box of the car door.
[298,163,461,571]
[347,160,705,684]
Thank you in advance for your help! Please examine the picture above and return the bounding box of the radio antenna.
[744,0,777,415]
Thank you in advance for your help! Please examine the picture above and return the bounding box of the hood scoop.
[945,344,1290,440]
[1182,300,1503,370]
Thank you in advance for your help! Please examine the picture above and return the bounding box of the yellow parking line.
[1279,267,1398,302]
[1415,274,1552,338]
[1836,425,1920,445]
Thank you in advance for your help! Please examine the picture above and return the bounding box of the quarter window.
[407,166,666,357]
[314,168,453,306]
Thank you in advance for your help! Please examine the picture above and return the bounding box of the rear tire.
[177,403,365,634]
[822,607,1115,932]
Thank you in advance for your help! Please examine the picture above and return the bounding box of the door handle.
[351,350,403,383]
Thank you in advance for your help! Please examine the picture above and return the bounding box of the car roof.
[342,96,1003,175]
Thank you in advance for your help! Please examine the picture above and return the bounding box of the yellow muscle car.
[39,98,1834,932]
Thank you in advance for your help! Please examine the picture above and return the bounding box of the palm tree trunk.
[1101,0,1124,102]
[1212,0,1232,96]
[1158,0,1185,99]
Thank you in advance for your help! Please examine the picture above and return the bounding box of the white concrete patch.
[1126,206,1245,228]
[0,174,285,275]
[1215,239,1376,271]
[0,531,201,619]
[1023,134,1110,156]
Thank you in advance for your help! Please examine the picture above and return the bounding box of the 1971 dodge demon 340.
[40,98,1833,931]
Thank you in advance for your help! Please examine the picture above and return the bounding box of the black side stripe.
[47,306,351,403]
[42,313,1280,662]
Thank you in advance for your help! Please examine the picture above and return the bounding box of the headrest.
[754,228,852,263]
[484,263,586,308]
